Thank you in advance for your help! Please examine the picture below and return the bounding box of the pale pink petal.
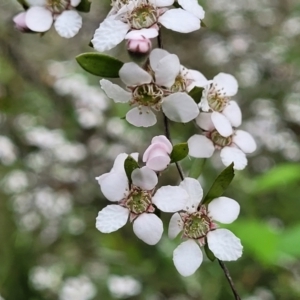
[173,240,203,276]
[54,10,82,38]
[149,0,174,6]
[119,62,152,86]
[159,9,200,33]
[100,79,131,103]
[143,144,171,171]
[13,12,28,30]
[208,197,240,224]
[133,213,163,245]
[155,54,180,88]
[151,135,172,153]
[162,93,199,123]
[131,167,158,190]
[233,130,257,153]
[178,0,205,19]
[91,16,130,52]
[187,135,215,158]
[195,112,215,131]
[126,107,157,127]
[71,0,81,7]
[207,229,243,261]
[152,186,188,212]
[125,28,158,39]
[25,7,53,32]
[180,177,203,212]
[168,213,183,239]
[96,205,129,233]
[100,172,129,202]
[222,101,242,127]
[149,48,170,70]
[220,147,247,170]
[213,73,238,97]
[211,111,233,137]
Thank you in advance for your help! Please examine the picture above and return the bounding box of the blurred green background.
[1,0,300,299]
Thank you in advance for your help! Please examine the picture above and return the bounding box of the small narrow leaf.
[204,243,216,261]
[76,53,124,78]
[201,20,207,28]
[170,143,189,163]
[188,86,204,104]
[75,0,92,12]
[124,155,139,184]
[188,158,206,179]
[202,163,235,205]
[17,0,28,9]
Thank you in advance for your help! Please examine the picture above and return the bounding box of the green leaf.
[188,86,204,104]
[204,243,215,261]
[201,20,207,27]
[279,224,300,257]
[75,0,92,12]
[252,164,300,194]
[202,163,235,205]
[170,143,189,163]
[18,0,28,9]
[124,156,139,184]
[76,53,124,78]
[188,158,206,179]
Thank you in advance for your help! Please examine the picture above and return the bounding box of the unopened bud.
[13,12,30,32]
[127,37,152,54]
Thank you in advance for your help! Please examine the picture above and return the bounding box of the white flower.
[22,0,82,38]
[168,177,243,277]
[96,153,189,245]
[193,72,241,136]
[188,112,257,170]
[143,135,172,171]
[92,0,205,52]
[100,49,199,127]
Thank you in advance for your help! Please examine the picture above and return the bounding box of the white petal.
[126,107,157,127]
[222,101,242,127]
[96,205,129,233]
[180,178,203,212]
[131,167,158,190]
[162,93,199,123]
[233,130,257,153]
[208,197,240,224]
[173,240,203,276]
[211,111,233,137]
[195,112,215,131]
[159,9,200,33]
[100,172,128,202]
[149,0,174,6]
[25,7,53,32]
[91,17,129,52]
[125,28,158,39]
[133,213,163,245]
[149,48,170,70]
[119,62,152,86]
[213,73,238,97]
[155,54,180,88]
[100,79,131,103]
[26,0,47,6]
[207,229,243,261]
[168,213,183,239]
[187,135,215,158]
[220,147,247,170]
[178,0,205,19]
[151,135,172,153]
[71,0,81,7]
[186,69,208,91]
[54,10,82,38]
[152,186,188,212]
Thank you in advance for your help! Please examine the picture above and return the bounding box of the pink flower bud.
[143,136,173,171]
[13,12,29,32]
[127,37,152,54]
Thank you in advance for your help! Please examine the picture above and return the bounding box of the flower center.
[47,0,69,13]
[133,83,164,106]
[170,75,186,92]
[211,130,232,147]
[129,4,158,29]
[125,187,152,214]
[183,211,211,239]
[207,84,229,112]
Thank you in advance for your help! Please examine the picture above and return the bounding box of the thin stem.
[218,260,241,300]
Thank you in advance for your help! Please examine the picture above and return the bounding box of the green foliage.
[18,0,29,9]
[75,0,92,12]
[124,155,139,184]
[188,86,204,104]
[170,143,189,163]
[279,224,300,257]
[202,163,235,205]
[188,158,206,179]
[204,243,216,261]
[76,53,124,78]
